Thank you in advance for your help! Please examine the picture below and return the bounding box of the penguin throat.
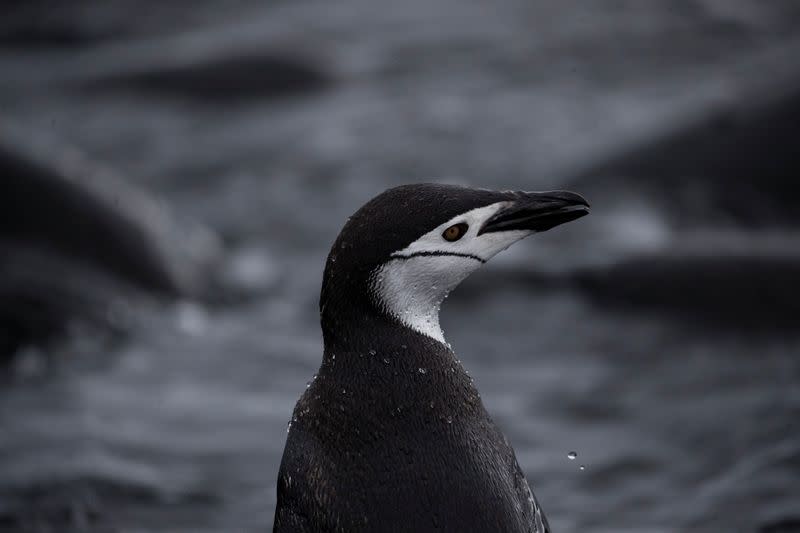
[370,256,477,344]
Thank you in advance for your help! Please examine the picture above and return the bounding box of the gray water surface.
[2,2,799,532]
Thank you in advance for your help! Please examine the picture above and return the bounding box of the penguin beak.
[478,190,590,235]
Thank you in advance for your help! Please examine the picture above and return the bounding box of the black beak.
[478,190,590,235]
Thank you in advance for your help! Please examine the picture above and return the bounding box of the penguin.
[273,183,589,533]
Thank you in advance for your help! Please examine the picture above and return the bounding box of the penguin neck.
[321,314,461,382]
[321,301,449,358]
[320,278,452,364]
[319,270,475,403]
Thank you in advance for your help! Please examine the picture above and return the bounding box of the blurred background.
[1,1,799,532]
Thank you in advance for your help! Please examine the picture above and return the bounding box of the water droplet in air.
[429,401,434,409]
[400,344,407,350]
[418,368,427,374]
[368,349,377,356]
[567,451,577,460]
[383,358,390,365]
[579,465,585,471]
[342,388,347,395]
[287,421,292,433]
[445,415,453,424]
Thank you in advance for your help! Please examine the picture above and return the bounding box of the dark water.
[1,1,799,532]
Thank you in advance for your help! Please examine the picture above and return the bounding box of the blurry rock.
[84,52,330,101]
[0,243,139,357]
[760,517,800,533]
[568,46,800,227]
[0,22,114,50]
[0,140,222,357]
[0,142,220,296]
[0,0,122,48]
[0,0,221,50]
[552,43,800,331]
[573,250,800,331]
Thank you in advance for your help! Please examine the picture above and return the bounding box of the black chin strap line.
[389,250,486,263]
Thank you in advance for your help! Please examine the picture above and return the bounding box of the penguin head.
[321,184,588,345]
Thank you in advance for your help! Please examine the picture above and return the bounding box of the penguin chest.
[289,390,537,532]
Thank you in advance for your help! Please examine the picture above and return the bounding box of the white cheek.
[373,256,480,343]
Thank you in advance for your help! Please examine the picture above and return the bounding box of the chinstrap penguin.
[273,184,589,532]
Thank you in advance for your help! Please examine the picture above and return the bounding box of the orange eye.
[442,223,468,242]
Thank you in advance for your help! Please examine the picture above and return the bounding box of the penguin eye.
[442,223,468,242]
